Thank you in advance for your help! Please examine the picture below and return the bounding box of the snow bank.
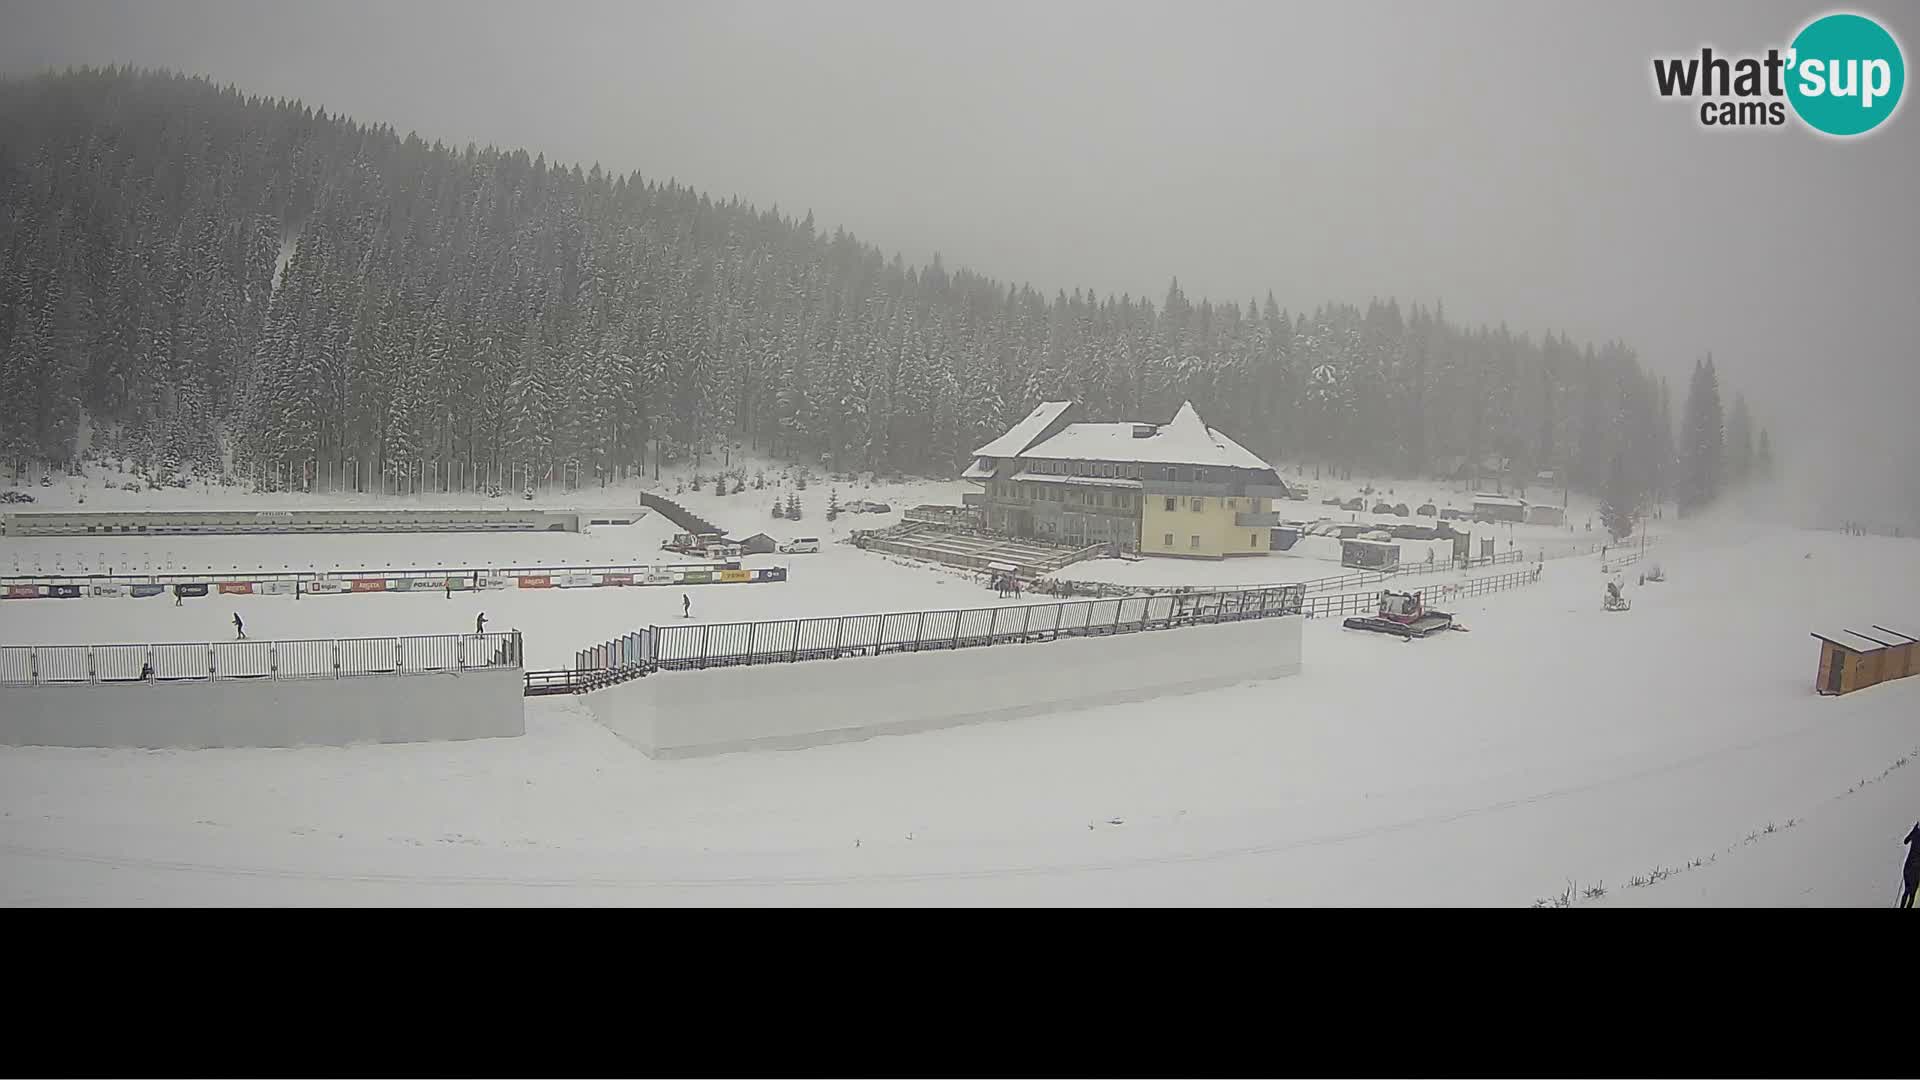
[589,615,1303,758]
[0,667,524,749]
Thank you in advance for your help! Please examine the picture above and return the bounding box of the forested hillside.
[0,67,1766,508]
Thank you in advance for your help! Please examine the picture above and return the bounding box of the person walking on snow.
[683,593,692,619]
[174,590,183,607]
[475,612,487,635]
[232,613,246,640]
[1901,823,1920,908]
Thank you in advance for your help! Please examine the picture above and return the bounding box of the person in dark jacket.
[1902,823,1920,908]
[683,593,692,619]
[475,612,487,635]
[232,613,246,639]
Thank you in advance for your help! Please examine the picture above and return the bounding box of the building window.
[1190,535,1201,549]
[1163,532,1174,547]
[1227,498,1237,509]
[1164,497,1176,512]
[1190,497,1204,512]
[1250,532,1260,548]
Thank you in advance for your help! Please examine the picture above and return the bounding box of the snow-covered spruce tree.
[1726,393,1753,489]
[785,491,801,519]
[1601,451,1634,541]
[1678,356,1725,515]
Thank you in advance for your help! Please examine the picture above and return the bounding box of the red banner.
[350,578,388,592]
[218,582,255,595]
[518,576,553,589]
[602,573,633,586]
[6,585,38,598]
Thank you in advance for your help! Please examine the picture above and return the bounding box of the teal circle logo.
[1786,13,1905,136]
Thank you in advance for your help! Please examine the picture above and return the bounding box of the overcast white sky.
[3,0,1915,521]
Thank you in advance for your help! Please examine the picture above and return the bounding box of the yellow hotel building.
[962,401,1292,559]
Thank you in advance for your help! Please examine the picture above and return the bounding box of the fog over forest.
[1,0,1914,526]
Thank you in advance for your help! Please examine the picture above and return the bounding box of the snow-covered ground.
[3,507,1915,905]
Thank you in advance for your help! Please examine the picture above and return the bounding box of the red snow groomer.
[1343,589,1463,638]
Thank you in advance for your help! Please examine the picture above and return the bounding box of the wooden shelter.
[1811,624,1920,695]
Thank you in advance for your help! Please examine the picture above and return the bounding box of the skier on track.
[232,613,246,639]
[475,612,487,635]
[683,593,692,619]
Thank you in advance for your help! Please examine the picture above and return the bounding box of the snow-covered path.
[2,526,1915,904]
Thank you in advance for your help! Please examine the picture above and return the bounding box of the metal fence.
[561,584,1305,684]
[0,631,522,686]
[1299,565,1543,618]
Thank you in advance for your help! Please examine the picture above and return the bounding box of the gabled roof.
[1471,494,1527,508]
[975,400,1272,472]
[972,401,1076,459]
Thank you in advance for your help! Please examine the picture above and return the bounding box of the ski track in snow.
[3,473,1916,905]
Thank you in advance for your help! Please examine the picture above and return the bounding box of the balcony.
[1235,510,1280,528]
[1142,479,1293,500]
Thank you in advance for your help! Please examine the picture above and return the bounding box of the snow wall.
[0,667,524,749]
[588,615,1303,758]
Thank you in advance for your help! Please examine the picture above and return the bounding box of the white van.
[779,537,821,554]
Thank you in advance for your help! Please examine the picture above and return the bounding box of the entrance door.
[1827,650,1846,694]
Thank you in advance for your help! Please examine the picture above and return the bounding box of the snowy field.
[3,506,1916,905]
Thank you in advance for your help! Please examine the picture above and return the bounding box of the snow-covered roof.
[1471,494,1527,508]
[986,401,1273,472]
[960,461,995,480]
[1006,472,1143,489]
[1811,629,1891,653]
[1870,624,1919,643]
[972,401,1075,459]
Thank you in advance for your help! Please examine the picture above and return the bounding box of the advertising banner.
[518,576,553,589]
[350,578,388,592]
[129,584,166,598]
[218,581,255,595]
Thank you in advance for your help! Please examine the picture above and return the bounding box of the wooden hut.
[1871,625,1919,680]
[1811,626,1919,695]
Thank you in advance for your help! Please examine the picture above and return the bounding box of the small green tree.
[786,492,802,519]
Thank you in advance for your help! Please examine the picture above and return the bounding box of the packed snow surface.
[2,474,1915,905]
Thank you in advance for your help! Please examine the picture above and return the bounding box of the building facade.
[963,401,1291,559]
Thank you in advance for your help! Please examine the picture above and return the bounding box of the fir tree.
[1726,393,1754,488]
[1601,451,1634,541]
[1678,356,1725,515]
